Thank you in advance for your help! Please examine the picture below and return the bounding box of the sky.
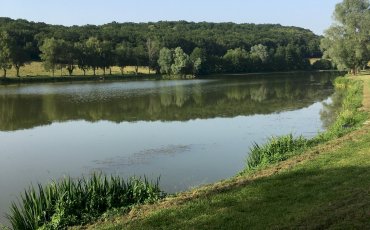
[0,0,342,35]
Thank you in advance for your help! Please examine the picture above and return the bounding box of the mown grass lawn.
[75,73,370,230]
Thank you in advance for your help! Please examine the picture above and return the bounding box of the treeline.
[0,17,328,78]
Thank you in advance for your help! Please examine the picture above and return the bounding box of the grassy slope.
[77,73,370,230]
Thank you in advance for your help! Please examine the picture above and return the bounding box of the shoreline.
[0,70,341,85]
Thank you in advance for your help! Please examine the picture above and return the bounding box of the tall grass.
[245,76,366,172]
[245,134,309,170]
[6,173,163,230]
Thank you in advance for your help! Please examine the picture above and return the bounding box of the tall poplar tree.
[0,31,12,78]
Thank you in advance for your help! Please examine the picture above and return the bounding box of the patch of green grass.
[6,173,163,230]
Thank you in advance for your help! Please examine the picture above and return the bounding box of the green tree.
[115,42,132,75]
[190,47,206,74]
[250,44,269,63]
[321,0,370,74]
[61,40,78,76]
[132,45,147,75]
[85,37,102,76]
[0,31,12,78]
[40,38,63,77]
[8,31,33,77]
[171,47,191,75]
[146,38,161,74]
[99,40,114,76]
[75,42,89,76]
[223,48,249,72]
[158,47,173,75]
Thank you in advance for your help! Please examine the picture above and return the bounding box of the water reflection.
[0,72,338,131]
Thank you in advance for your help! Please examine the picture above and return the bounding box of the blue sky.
[0,0,342,35]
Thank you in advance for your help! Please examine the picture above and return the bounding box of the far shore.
[0,70,342,85]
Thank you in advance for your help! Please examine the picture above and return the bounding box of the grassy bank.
[75,72,370,229]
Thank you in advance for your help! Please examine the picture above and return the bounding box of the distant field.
[6,62,154,78]
[308,58,321,65]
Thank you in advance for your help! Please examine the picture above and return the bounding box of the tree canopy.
[0,17,324,76]
[321,0,370,74]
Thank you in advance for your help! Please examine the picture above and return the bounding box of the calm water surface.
[0,72,340,222]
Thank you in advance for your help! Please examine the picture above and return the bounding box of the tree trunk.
[83,69,86,76]
[60,67,63,77]
[52,68,55,77]
[120,67,124,76]
[93,67,96,76]
[67,65,73,76]
[103,68,106,76]
[3,68,6,78]
[135,66,139,75]
[15,65,20,77]
[109,67,112,75]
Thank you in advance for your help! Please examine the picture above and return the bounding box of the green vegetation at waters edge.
[243,76,366,172]
[5,174,163,230]
[245,134,309,171]
[0,17,331,79]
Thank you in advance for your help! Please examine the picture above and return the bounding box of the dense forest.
[0,17,329,77]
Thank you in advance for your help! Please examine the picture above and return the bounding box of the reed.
[6,173,163,230]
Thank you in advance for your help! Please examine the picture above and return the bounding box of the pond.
[0,72,341,223]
